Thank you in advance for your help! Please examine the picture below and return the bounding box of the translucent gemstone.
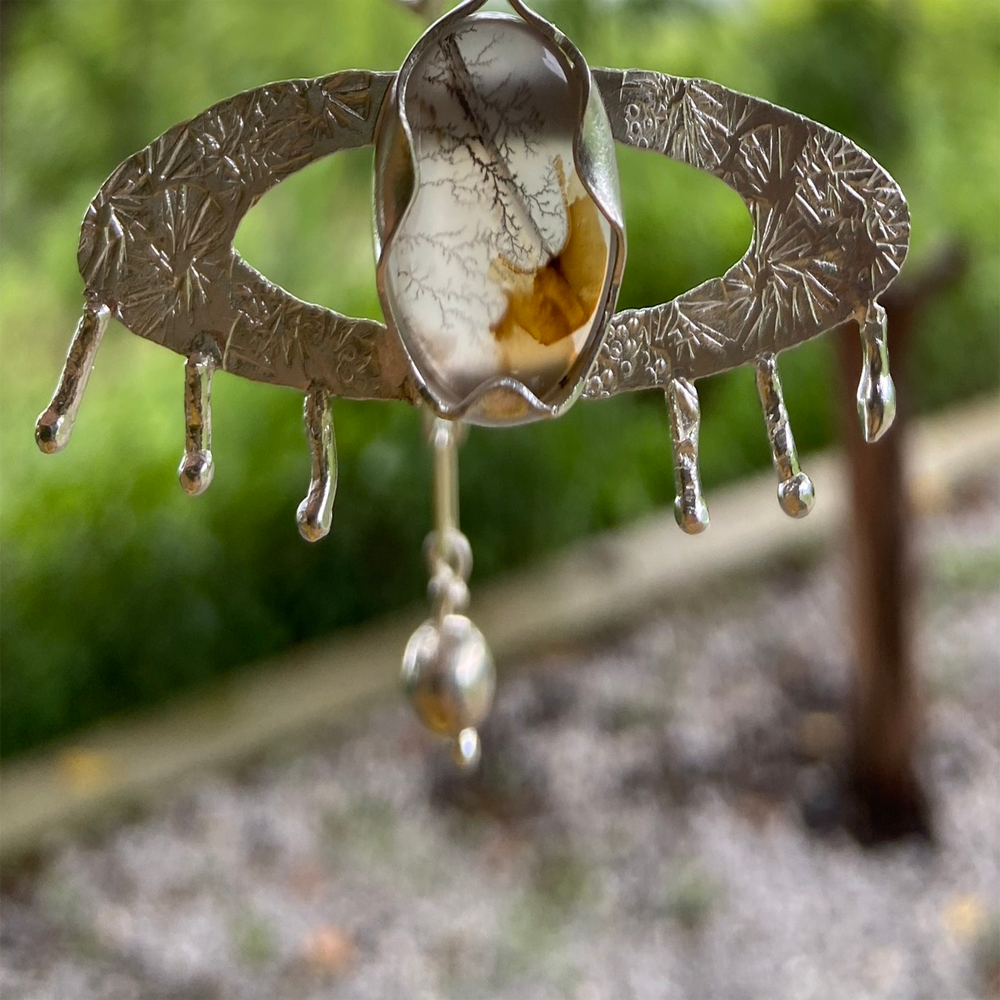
[383,14,614,419]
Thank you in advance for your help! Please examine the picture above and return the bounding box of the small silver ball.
[674,495,709,534]
[178,450,214,496]
[402,614,495,737]
[35,409,67,455]
[778,472,815,518]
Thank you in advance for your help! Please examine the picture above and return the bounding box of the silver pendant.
[35,0,909,765]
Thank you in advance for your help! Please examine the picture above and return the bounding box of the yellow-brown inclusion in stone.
[490,158,608,349]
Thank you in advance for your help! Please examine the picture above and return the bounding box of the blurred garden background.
[2,3,999,998]
[1,0,997,759]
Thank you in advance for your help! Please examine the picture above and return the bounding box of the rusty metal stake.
[836,245,965,842]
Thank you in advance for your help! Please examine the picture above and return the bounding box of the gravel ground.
[2,477,998,1000]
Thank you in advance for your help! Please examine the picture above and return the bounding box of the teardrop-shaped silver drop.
[857,300,896,444]
[296,386,337,542]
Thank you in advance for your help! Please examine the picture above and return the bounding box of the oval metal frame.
[37,31,909,534]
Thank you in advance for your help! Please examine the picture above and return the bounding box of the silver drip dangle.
[856,300,897,443]
[401,415,495,769]
[178,349,217,496]
[35,302,110,454]
[666,375,710,534]
[755,353,815,518]
[296,385,337,542]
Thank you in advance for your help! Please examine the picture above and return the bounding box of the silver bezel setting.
[372,0,627,427]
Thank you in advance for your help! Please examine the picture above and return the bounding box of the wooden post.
[836,245,965,842]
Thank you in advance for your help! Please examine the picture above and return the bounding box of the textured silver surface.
[76,70,411,400]
[47,67,909,413]
[585,70,909,394]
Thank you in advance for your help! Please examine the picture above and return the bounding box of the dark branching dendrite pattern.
[393,225,496,331]
[392,23,571,337]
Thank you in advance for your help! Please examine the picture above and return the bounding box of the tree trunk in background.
[836,245,965,843]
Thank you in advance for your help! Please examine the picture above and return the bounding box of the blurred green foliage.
[1,0,997,756]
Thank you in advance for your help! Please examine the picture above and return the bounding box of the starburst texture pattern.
[77,70,415,402]
[582,71,909,397]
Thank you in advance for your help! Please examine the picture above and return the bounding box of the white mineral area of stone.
[385,15,612,408]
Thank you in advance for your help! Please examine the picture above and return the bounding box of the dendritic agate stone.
[379,14,619,423]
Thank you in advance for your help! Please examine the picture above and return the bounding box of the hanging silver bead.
[402,613,495,747]
[402,415,495,769]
